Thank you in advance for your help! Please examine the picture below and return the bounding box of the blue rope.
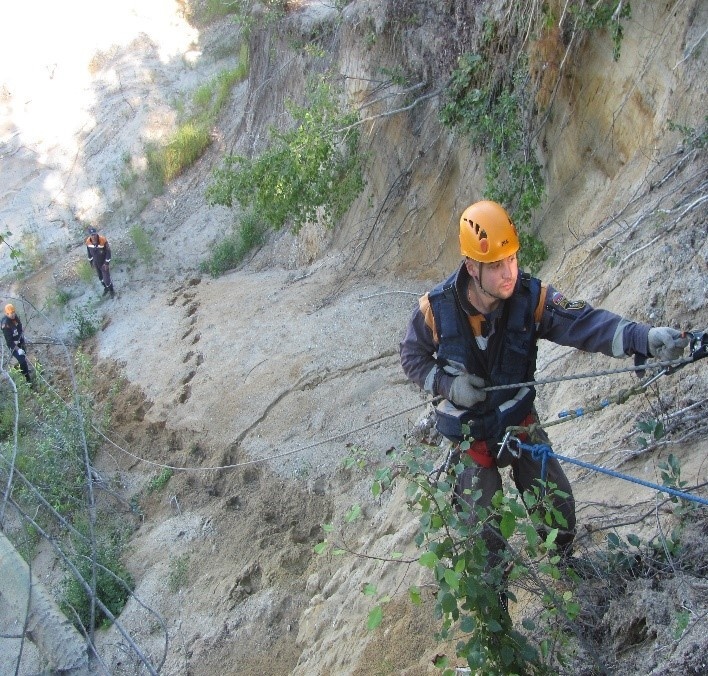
[516,441,708,506]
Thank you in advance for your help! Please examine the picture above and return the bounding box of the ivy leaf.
[367,605,383,630]
[362,583,377,597]
[627,533,641,547]
[419,551,438,569]
[345,504,361,522]
[409,586,422,605]
[500,512,516,539]
[313,541,328,555]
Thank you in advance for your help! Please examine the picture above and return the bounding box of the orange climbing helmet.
[4,304,15,317]
[459,200,520,263]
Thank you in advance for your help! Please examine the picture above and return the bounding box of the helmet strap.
[475,265,497,300]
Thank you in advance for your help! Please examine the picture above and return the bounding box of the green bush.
[207,76,364,233]
[61,523,134,630]
[77,259,96,284]
[147,467,173,492]
[70,304,99,342]
[440,54,545,232]
[200,212,267,277]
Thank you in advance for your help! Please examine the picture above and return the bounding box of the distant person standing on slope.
[85,227,115,298]
[1,303,31,382]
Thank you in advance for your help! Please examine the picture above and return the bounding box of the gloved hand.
[648,327,688,361]
[448,373,487,408]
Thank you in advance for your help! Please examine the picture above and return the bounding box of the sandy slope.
[1,1,707,674]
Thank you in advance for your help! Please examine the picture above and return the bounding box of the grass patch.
[147,467,173,493]
[200,211,267,277]
[168,553,190,592]
[145,52,249,189]
[129,224,156,264]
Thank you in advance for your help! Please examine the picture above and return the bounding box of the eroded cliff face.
[2,1,706,674]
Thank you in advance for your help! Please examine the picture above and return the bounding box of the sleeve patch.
[551,291,586,311]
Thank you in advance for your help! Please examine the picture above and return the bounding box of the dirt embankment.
[1,1,707,674]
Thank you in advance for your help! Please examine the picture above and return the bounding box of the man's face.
[466,254,519,300]
[91,234,99,244]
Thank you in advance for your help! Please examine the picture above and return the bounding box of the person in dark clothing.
[2,303,31,382]
[85,227,115,297]
[399,200,688,590]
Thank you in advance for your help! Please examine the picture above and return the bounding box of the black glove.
[448,373,487,408]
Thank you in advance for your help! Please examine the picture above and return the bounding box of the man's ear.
[464,257,479,280]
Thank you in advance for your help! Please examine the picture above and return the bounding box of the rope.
[513,439,708,506]
[482,356,693,392]
[94,400,428,472]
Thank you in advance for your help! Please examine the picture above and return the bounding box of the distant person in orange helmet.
[85,227,115,298]
[1,303,31,382]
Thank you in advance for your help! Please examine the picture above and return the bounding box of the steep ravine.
[1,1,706,674]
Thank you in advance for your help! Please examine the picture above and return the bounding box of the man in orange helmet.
[2,303,31,382]
[400,200,688,607]
[85,227,115,298]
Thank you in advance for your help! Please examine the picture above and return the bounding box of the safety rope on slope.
[507,439,708,507]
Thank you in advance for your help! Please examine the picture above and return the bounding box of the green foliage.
[129,224,156,264]
[315,441,582,672]
[207,76,364,233]
[0,230,26,270]
[77,259,96,283]
[658,453,697,518]
[145,53,249,189]
[635,417,665,449]
[70,303,99,341]
[191,0,286,29]
[440,52,547,269]
[147,467,173,492]
[168,553,190,592]
[569,1,631,61]
[199,211,267,277]
[2,351,100,524]
[0,349,133,632]
[667,116,708,150]
[1,345,132,635]
[394,447,581,673]
[342,444,370,471]
[518,231,548,275]
[61,521,134,630]
[43,288,73,312]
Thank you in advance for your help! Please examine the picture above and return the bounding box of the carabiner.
[497,430,521,461]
